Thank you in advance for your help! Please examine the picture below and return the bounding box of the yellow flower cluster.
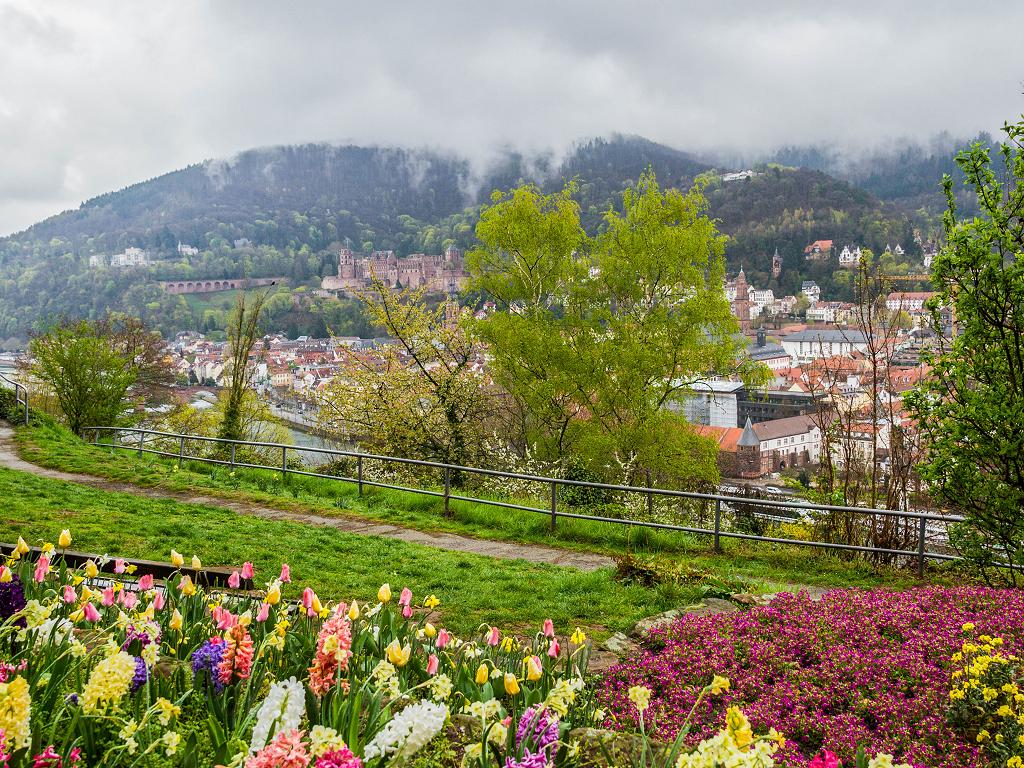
[675,707,780,768]
[81,650,137,714]
[948,635,1016,703]
[0,676,31,750]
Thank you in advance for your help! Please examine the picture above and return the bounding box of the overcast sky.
[1,1,1021,235]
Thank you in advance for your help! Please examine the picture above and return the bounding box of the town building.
[781,329,869,364]
[109,247,151,268]
[177,242,200,256]
[800,281,821,304]
[886,292,937,313]
[804,240,834,261]
[838,245,862,267]
[681,380,744,428]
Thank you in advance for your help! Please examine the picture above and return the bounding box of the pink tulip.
[228,571,241,589]
[152,591,166,610]
[213,606,237,630]
[83,602,101,622]
[114,559,126,574]
[399,587,413,607]
[138,574,154,591]
[437,629,451,649]
[62,585,76,604]
[279,563,291,583]
[120,591,139,611]
[427,654,439,675]
[256,602,270,622]
[101,586,115,606]
[809,752,840,768]
[548,639,560,658]
[488,626,500,646]
[302,587,317,610]
[542,618,555,638]
[33,556,50,583]
[402,604,412,619]
[241,561,254,580]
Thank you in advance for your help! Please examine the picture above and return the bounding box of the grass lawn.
[14,421,959,595]
[0,464,693,638]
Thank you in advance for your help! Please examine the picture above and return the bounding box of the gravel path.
[0,426,615,571]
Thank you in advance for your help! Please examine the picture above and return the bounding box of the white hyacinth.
[248,677,306,753]
[362,700,448,762]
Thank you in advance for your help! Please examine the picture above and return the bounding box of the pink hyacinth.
[315,746,362,768]
[279,563,291,583]
[308,605,353,697]
[228,570,241,589]
[241,561,254,580]
[244,729,310,768]
[218,624,254,685]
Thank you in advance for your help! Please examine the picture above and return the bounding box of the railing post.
[21,386,27,425]
[917,515,926,578]
[714,498,722,553]
[443,466,451,517]
[281,446,288,480]
[178,436,185,469]
[357,455,363,495]
[230,443,236,468]
[646,470,653,518]
[137,430,144,457]
[550,480,558,531]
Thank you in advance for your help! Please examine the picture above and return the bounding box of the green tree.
[219,289,272,443]
[468,171,767,487]
[27,316,171,435]
[905,118,1024,584]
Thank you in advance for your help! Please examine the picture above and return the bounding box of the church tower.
[772,247,782,280]
[737,417,762,479]
[731,267,753,334]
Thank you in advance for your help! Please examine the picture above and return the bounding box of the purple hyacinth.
[190,637,226,692]
[129,656,148,693]
[0,573,26,626]
[506,706,560,768]
[122,623,158,656]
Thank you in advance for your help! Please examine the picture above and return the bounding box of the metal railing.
[0,371,29,425]
[89,425,965,576]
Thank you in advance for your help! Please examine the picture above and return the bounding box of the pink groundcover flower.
[600,586,1024,768]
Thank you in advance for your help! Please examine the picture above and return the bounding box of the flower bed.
[599,587,1024,767]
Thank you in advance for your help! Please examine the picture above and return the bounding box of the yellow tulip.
[475,663,489,685]
[191,555,202,570]
[59,529,72,548]
[81,585,94,601]
[378,583,392,603]
[15,537,30,555]
[84,560,99,578]
[423,622,437,638]
[170,609,183,631]
[385,640,411,667]
[348,601,360,621]
[0,566,10,583]
[265,582,282,605]
[170,550,184,568]
[179,576,196,596]
[526,655,543,681]
[504,673,521,695]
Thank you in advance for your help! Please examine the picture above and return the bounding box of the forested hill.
[0,135,929,345]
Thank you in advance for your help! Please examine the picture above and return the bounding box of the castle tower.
[338,248,355,279]
[772,247,782,279]
[737,417,762,479]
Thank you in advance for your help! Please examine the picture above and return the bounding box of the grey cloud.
[0,0,1021,235]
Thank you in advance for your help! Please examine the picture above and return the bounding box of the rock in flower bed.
[599,586,1024,767]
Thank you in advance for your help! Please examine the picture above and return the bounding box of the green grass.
[0,464,688,638]
[15,421,957,595]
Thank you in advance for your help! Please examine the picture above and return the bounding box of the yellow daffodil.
[424,594,440,609]
[571,627,587,645]
[628,685,651,714]
[711,675,731,695]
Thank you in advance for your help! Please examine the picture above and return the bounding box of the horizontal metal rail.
[0,371,29,425]
[89,425,966,575]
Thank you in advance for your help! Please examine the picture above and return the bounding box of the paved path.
[0,426,614,571]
